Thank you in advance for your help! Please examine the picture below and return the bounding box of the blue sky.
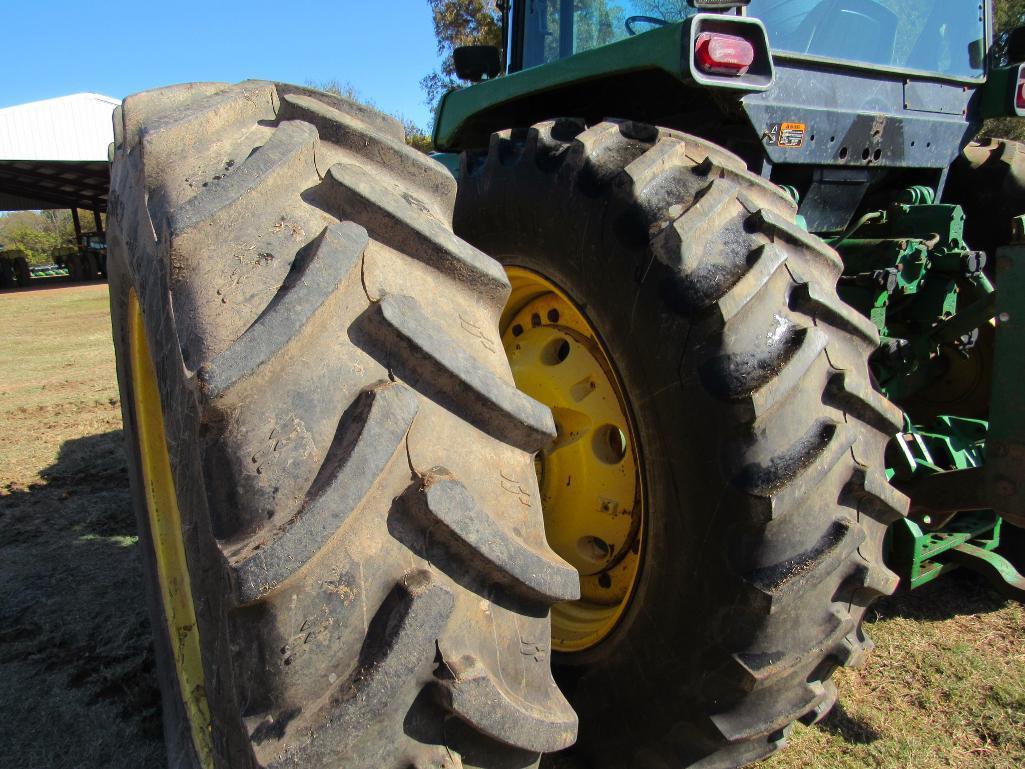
[4,0,444,129]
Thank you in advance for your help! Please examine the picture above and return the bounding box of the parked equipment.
[0,249,31,288]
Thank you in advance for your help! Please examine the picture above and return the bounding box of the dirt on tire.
[109,80,578,769]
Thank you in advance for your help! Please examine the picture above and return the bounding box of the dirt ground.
[1,282,1022,769]
[0,283,164,769]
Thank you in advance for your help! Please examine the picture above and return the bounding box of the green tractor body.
[434,0,1025,601]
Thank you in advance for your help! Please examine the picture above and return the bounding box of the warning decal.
[764,122,807,149]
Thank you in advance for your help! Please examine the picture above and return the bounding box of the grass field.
[0,282,1022,769]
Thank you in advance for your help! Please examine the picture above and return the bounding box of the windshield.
[519,1,987,80]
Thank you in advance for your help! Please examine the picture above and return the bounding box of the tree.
[420,0,502,111]
[635,0,689,19]
[573,0,627,53]
[0,209,77,265]
[993,0,1025,65]
[982,0,1025,140]
[400,118,434,153]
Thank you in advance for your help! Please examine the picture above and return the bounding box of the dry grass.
[0,282,164,769]
[770,578,1025,769]
[0,282,1022,769]
[0,283,120,481]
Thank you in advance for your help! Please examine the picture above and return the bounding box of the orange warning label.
[778,122,807,148]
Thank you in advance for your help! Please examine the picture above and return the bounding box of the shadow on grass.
[0,277,107,297]
[0,430,166,769]
[816,701,881,745]
[870,567,1014,624]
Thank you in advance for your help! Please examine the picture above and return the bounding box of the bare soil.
[1,282,1022,769]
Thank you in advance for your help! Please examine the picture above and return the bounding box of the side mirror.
[453,46,501,82]
[1008,25,1025,64]
[969,38,985,70]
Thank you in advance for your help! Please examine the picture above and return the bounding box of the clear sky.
[4,0,444,130]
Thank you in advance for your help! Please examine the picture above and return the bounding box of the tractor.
[0,248,31,288]
[106,1,1025,768]
[57,231,108,281]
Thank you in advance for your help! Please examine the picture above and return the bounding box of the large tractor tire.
[454,120,908,769]
[63,252,84,282]
[108,81,578,769]
[13,255,31,286]
[947,138,1025,255]
[0,259,14,289]
[79,252,95,280]
[84,251,100,280]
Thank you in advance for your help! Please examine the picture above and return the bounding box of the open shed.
[0,92,120,234]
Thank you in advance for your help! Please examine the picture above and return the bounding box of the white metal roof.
[0,93,120,162]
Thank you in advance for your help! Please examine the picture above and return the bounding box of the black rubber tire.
[13,255,31,286]
[999,520,1025,573]
[0,259,14,289]
[64,252,83,282]
[108,81,579,769]
[79,252,95,280]
[454,120,909,769]
[85,252,100,280]
[947,137,1024,559]
[947,138,1025,255]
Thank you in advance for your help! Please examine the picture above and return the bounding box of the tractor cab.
[515,0,986,82]
[437,1,1020,234]
[78,231,106,254]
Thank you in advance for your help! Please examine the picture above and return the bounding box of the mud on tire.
[455,119,909,769]
[108,81,578,769]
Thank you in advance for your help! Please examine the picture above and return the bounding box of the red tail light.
[695,32,755,76]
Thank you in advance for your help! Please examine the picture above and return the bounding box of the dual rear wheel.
[110,84,904,769]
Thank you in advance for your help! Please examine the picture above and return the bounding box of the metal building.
[0,92,120,233]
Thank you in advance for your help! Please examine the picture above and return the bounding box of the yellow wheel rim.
[502,267,644,653]
[128,291,213,767]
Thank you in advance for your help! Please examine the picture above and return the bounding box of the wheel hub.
[502,267,643,652]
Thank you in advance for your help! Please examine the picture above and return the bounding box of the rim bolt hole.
[598,573,612,589]
[577,536,610,563]
[512,323,524,337]
[541,338,571,365]
[593,424,628,464]
[547,308,560,323]
[531,312,542,328]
